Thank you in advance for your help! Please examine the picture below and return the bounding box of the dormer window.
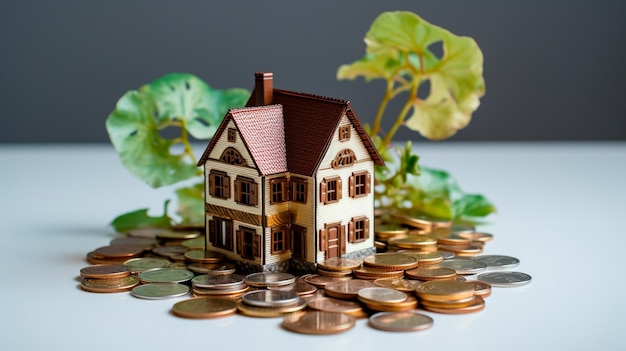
[227,128,237,142]
[331,149,356,168]
[220,147,247,166]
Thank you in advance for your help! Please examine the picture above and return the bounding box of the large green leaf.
[142,73,249,139]
[175,182,205,225]
[106,90,198,188]
[110,201,174,233]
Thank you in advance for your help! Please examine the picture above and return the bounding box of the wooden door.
[327,225,339,259]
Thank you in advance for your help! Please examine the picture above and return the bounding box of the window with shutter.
[349,216,369,243]
[349,171,371,198]
[213,217,234,250]
[291,178,307,204]
[271,225,289,254]
[209,170,230,199]
[320,176,341,204]
[270,177,288,204]
[239,227,256,260]
[235,176,258,206]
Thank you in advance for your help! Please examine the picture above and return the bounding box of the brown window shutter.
[348,220,355,243]
[320,180,327,204]
[209,173,215,197]
[233,178,240,201]
[250,181,258,206]
[236,230,242,254]
[337,177,343,200]
[349,174,355,198]
[319,228,327,251]
[340,225,346,254]
[208,219,216,245]
[224,175,231,198]
[364,217,370,240]
[365,172,371,195]
[253,234,261,258]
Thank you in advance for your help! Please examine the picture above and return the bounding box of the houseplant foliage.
[338,11,495,221]
[106,73,249,231]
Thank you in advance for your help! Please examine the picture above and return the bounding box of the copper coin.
[317,269,353,278]
[304,274,352,288]
[79,264,130,279]
[457,232,494,242]
[187,262,236,275]
[357,287,407,305]
[316,258,362,272]
[414,280,475,302]
[80,275,140,293]
[363,253,419,271]
[324,279,375,299]
[405,266,457,281]
[94,245,145,258]
[268,282,318,297]
[369,311,434,332]
[85,251,128,265]
[362,295,418,313]
[420,295,477,309]
[421,296,485,314]
[467,280,492,298]
[282,311,356,335]
[171,297,238,319]
[373,278,416,292]
[307,297,366,317]
[396,251,444,266]
[353,267,404,280]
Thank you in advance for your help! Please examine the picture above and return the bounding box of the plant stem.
[371,80,394,137]
[383,82,419,145]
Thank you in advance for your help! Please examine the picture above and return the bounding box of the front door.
[326,224,340,259]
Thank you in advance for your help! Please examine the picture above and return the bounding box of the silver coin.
[191,274,245,289]
[131,283,190,299]
[477,271,532,287]
[474,255,520,269]
[439,258,487,275]
[138,268,195,284]
[242,289,300,307]
[437,250,455,259]
[244,272,296,287]
[187,263,236,275]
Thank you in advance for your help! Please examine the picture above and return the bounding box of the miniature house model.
[197,72,383,272]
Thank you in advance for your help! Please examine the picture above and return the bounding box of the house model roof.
[198,73,384,177]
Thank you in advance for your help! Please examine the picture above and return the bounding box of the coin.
[85,251,128,265]
[152,245,188,258]
[467,280,492,298]
[268,282,318,297]
[79,264,130,279]
[362,295,418,312]
[244,272,296,288]
[192,284,249,297]
[396,251,443,266]
[94,245,145,258]
[317,268,353,277]
[304,274,352,288]
[138,268,195,284]
[422,296,485,314]
[181,236,205,250]
[80,275,140,293]
[281,311,356,335]
[242,289,300,308]
[184,249,224,263]
[387,235,438,249]
[171,297,238,319]
[237,298,307,318]
[192,274,245,289]
[363,253,419,271]
[123,257,170,273]
[414,280,475,302]
[316,257,361,272]
[110,237,158,249]
[374,224,409,240]
[373,278,416,292]
[419,295,477,309]
[439,258,488,275]
[324,279,376,299]
[368,311,433,332]
[353,267,404,280]
[357,287,407,305]
[307,297,366,317]
[437,250,455,259]
[405,266,457,281]
[477,271,532,287]
[131,283,190,299]
[474,255,520,269]
[157,230,201,240]
[457,232,494,242]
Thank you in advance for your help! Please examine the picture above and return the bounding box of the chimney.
[254,72,273,106]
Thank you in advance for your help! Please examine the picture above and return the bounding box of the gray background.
[1,0,624,143]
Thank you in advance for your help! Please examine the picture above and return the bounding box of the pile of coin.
[77,213,532,335]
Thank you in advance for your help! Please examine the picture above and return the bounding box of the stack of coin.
[191,273,249,300]
[317,258,361,276]
[238,289,307,317]
[357,287,418,312]
[304,274,353,288]
[79,264,140,293]
[172,297,238,319]
[390,210,452,232]
[86,244,146,265]
[374,223,409,243]
[282,311,356,335]
[362,253,419,271]
[387,235,438,252]
[353,267,404,280]
[156,230,202,247]
[306,296,367,318]
[268,281,318,298]
[405,266,457,281]
[415,280,485,314]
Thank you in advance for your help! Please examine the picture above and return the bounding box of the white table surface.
[1,142,625,351]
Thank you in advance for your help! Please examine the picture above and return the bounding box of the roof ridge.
[273,89,349,105]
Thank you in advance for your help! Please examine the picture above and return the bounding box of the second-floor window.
[235,176,258,206]
[270,177,288,204]
[349,171,371,198]
[320,176,342,204]
[291,177,307,204]
[209,170,230,199]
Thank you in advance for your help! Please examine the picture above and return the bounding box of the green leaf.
[452,194,496,219]
[110,201,173,233]
[142,73,249,140]
[106,90,199,188]
[175,182,205,225]
[337,52,403,82]
[420,197,453,220]
[398,141,420,181]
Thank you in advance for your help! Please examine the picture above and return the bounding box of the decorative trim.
[205,203,261,226]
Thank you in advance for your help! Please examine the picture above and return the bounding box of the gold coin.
[438,242,484,256]
[391,212,451,231]
[374,224,409,240]
[237,298,307,318]
[172,297,238,319]
[357,287,407,305]
[184,249,224,263]
[79,264,130,279]
[457,232,494,242]
[362,295,418,312]
[432,231,472,245]
[421,296,485,314]
[307,297,366,318]
[420,295,477,309]
[353,267,404,280]
[368,311,433,332]
[405,266,457,281]
[373,278,416,292]
[123,257,170,273]
[80,275,140,293]
[397,251,443,266]
[363,253,419,271]
[94,245,145,258]
[324,279,375,299]
[467,280,492,298]
[414,280,475,302]
[316,258,361,272]
[281,311,356,335]
[304,274,352,288]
